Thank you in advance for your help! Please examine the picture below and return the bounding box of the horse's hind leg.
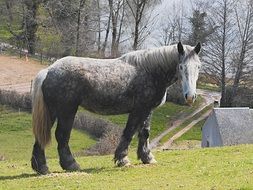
[31,141,49,175]
[31,115,56,175]
[56,107,80,171]
[137,112,157,164]
[114,109,151,167]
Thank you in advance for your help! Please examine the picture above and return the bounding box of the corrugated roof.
[213,107,253,145]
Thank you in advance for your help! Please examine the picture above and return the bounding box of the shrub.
[84,128,122,156]
[0,90,32,111]
[225,86,253,108]
[73,112,122,155]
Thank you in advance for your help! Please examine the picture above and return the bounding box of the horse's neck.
[120,46,178,86]
[141,47,178,85]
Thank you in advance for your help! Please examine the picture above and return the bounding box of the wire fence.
[0,81,33,94]
[0,89,32,112]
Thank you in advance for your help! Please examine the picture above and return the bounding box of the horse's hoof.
[147,158,157,164]
[64,162,81,172]
[32,164,50,175]
[115,157,131,167]
[141,154,157,164]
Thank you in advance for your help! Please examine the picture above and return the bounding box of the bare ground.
[0,55,46,93]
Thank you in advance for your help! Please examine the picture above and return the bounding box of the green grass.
[160,105,211,144]
[1,100,253,189]
[197,82,220,92]
[159,98,209,144]
[0,96,203,161]
[1,145,253,189]
[177,119,206,142]
[0,105,96,161]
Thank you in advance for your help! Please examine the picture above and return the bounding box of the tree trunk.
[220,0,228,107]
[76,0,85,56]
[109,0,118,57]
[229,4,253,105]
[96,0,102,56]
[101,8,112,57]
[129,0,146,50]
[115,0,126,56]
[24,0,42,55]
[5,0,13,22]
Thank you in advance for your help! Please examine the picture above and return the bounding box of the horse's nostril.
[185,94,188,100]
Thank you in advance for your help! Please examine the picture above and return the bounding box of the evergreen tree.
[188,10,208,46]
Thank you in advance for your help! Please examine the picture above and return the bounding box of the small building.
[201,107,253,147]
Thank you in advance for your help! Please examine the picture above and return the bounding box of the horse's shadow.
[0,173,38,181]
[0,167,107,181]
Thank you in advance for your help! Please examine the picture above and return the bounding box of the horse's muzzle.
[184,93,196,106]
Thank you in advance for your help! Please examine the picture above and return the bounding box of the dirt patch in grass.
[0,155,5,161]
[0,55,46,93]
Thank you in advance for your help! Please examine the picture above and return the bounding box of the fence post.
[30,80,33,94]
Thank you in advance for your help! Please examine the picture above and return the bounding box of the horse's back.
[42,56,138,115]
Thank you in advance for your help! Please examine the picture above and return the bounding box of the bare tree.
[4,0,42,55]
[44,0,98,56]
[126,0,160,50]
[75,0,86,56]
[229,0,253,104]
[94,0,111,57]
[202,0,235,106]
[23,0,42,55]
[4,0,14,22]
[109,0,126,57]
[155,1,187,46]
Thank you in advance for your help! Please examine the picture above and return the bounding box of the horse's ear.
[194,42,201,54]
[177,42,184,55]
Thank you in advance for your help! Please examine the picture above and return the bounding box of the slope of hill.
[1,145,253,190]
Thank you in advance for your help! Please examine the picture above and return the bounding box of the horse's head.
[177,42,201,105]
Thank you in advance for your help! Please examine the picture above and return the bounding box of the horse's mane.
[119,45,178,71]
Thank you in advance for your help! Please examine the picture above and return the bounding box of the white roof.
[212,107,253,145]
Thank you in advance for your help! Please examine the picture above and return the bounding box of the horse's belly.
[80,94,133,115]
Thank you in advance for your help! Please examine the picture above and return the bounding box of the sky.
[144,0,193,48]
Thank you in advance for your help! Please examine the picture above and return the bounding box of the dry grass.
[73,112,122,156]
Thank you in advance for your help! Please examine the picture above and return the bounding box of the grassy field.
[0,105,96,161]
[197,82,220,92]
[1,145,253,189]
[1,103,253,189]
[177,119,206,142]
[0,94,203,160]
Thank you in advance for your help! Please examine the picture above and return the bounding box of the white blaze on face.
[177,42,201,105]
[179,52,201,105]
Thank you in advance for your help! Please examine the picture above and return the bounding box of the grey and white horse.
[31,42,201,174]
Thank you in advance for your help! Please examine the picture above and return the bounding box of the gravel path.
[150,89,221,149]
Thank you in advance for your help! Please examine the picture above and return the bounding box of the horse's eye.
[179,65,183,70]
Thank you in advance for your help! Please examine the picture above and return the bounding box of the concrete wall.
[201,114,222,147]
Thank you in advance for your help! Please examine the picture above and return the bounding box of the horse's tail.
[32,69,52,149]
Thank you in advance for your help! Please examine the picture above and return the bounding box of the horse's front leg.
[137,112,157,164]
[56,108,80,171]
[114,109,151,167]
